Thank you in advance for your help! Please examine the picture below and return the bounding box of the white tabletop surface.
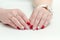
[0,0,60,40]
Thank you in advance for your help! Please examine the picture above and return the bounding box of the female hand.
[0,9,30,30]
[30,7,52,30]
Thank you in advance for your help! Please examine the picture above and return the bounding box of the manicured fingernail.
[17,27,20,30]
[24,27,27,30]
[41,25,45,29]
[26,21,30,25]
[36,27,38,30]
[30,25,33,29]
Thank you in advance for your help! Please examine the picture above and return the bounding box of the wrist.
[36,4,52,13]
[33,0,52,8]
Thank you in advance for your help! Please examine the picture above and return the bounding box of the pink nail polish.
[30,25,33,29]
[41,25,45,29]
[36,27,38,30]
[17,27,20,30]
[26,21,30,25]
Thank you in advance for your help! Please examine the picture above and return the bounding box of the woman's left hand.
[29,7,52,30]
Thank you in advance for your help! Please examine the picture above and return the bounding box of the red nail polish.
[26,21,30,25]
[36,28,38,30]
[17,27,20,30]
[41,25,45,29]
[24,27,27,30]
[30,25,33,29]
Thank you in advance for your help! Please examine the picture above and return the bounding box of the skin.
[0,0,52,30]
[33,0,52,7]
[0,9,30,30]
[30,0,52,30]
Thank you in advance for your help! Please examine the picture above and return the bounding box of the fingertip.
[41,25,45,29]
[17,27,21,30]
[36,27,38,30]
[30,25,33,29]
[24,27,27,30]
[26,21,30,25]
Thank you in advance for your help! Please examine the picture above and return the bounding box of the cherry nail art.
[26,21,30,25]
[41,25,45,29]
[17,27,20,30]
[36,27,38,30]
[30,25,33,29]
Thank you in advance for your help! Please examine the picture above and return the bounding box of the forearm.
[33,0,52,7]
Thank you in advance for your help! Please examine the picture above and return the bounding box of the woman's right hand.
[0,9,30,30]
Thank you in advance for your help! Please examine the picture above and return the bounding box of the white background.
[0,0,60,40]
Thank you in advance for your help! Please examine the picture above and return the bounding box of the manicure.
[17,27,20,30]
[41,25,45,29]
[30,25,33,29]
[36,27,38,30]
[26,21,30,25]
[24,27,27,30]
